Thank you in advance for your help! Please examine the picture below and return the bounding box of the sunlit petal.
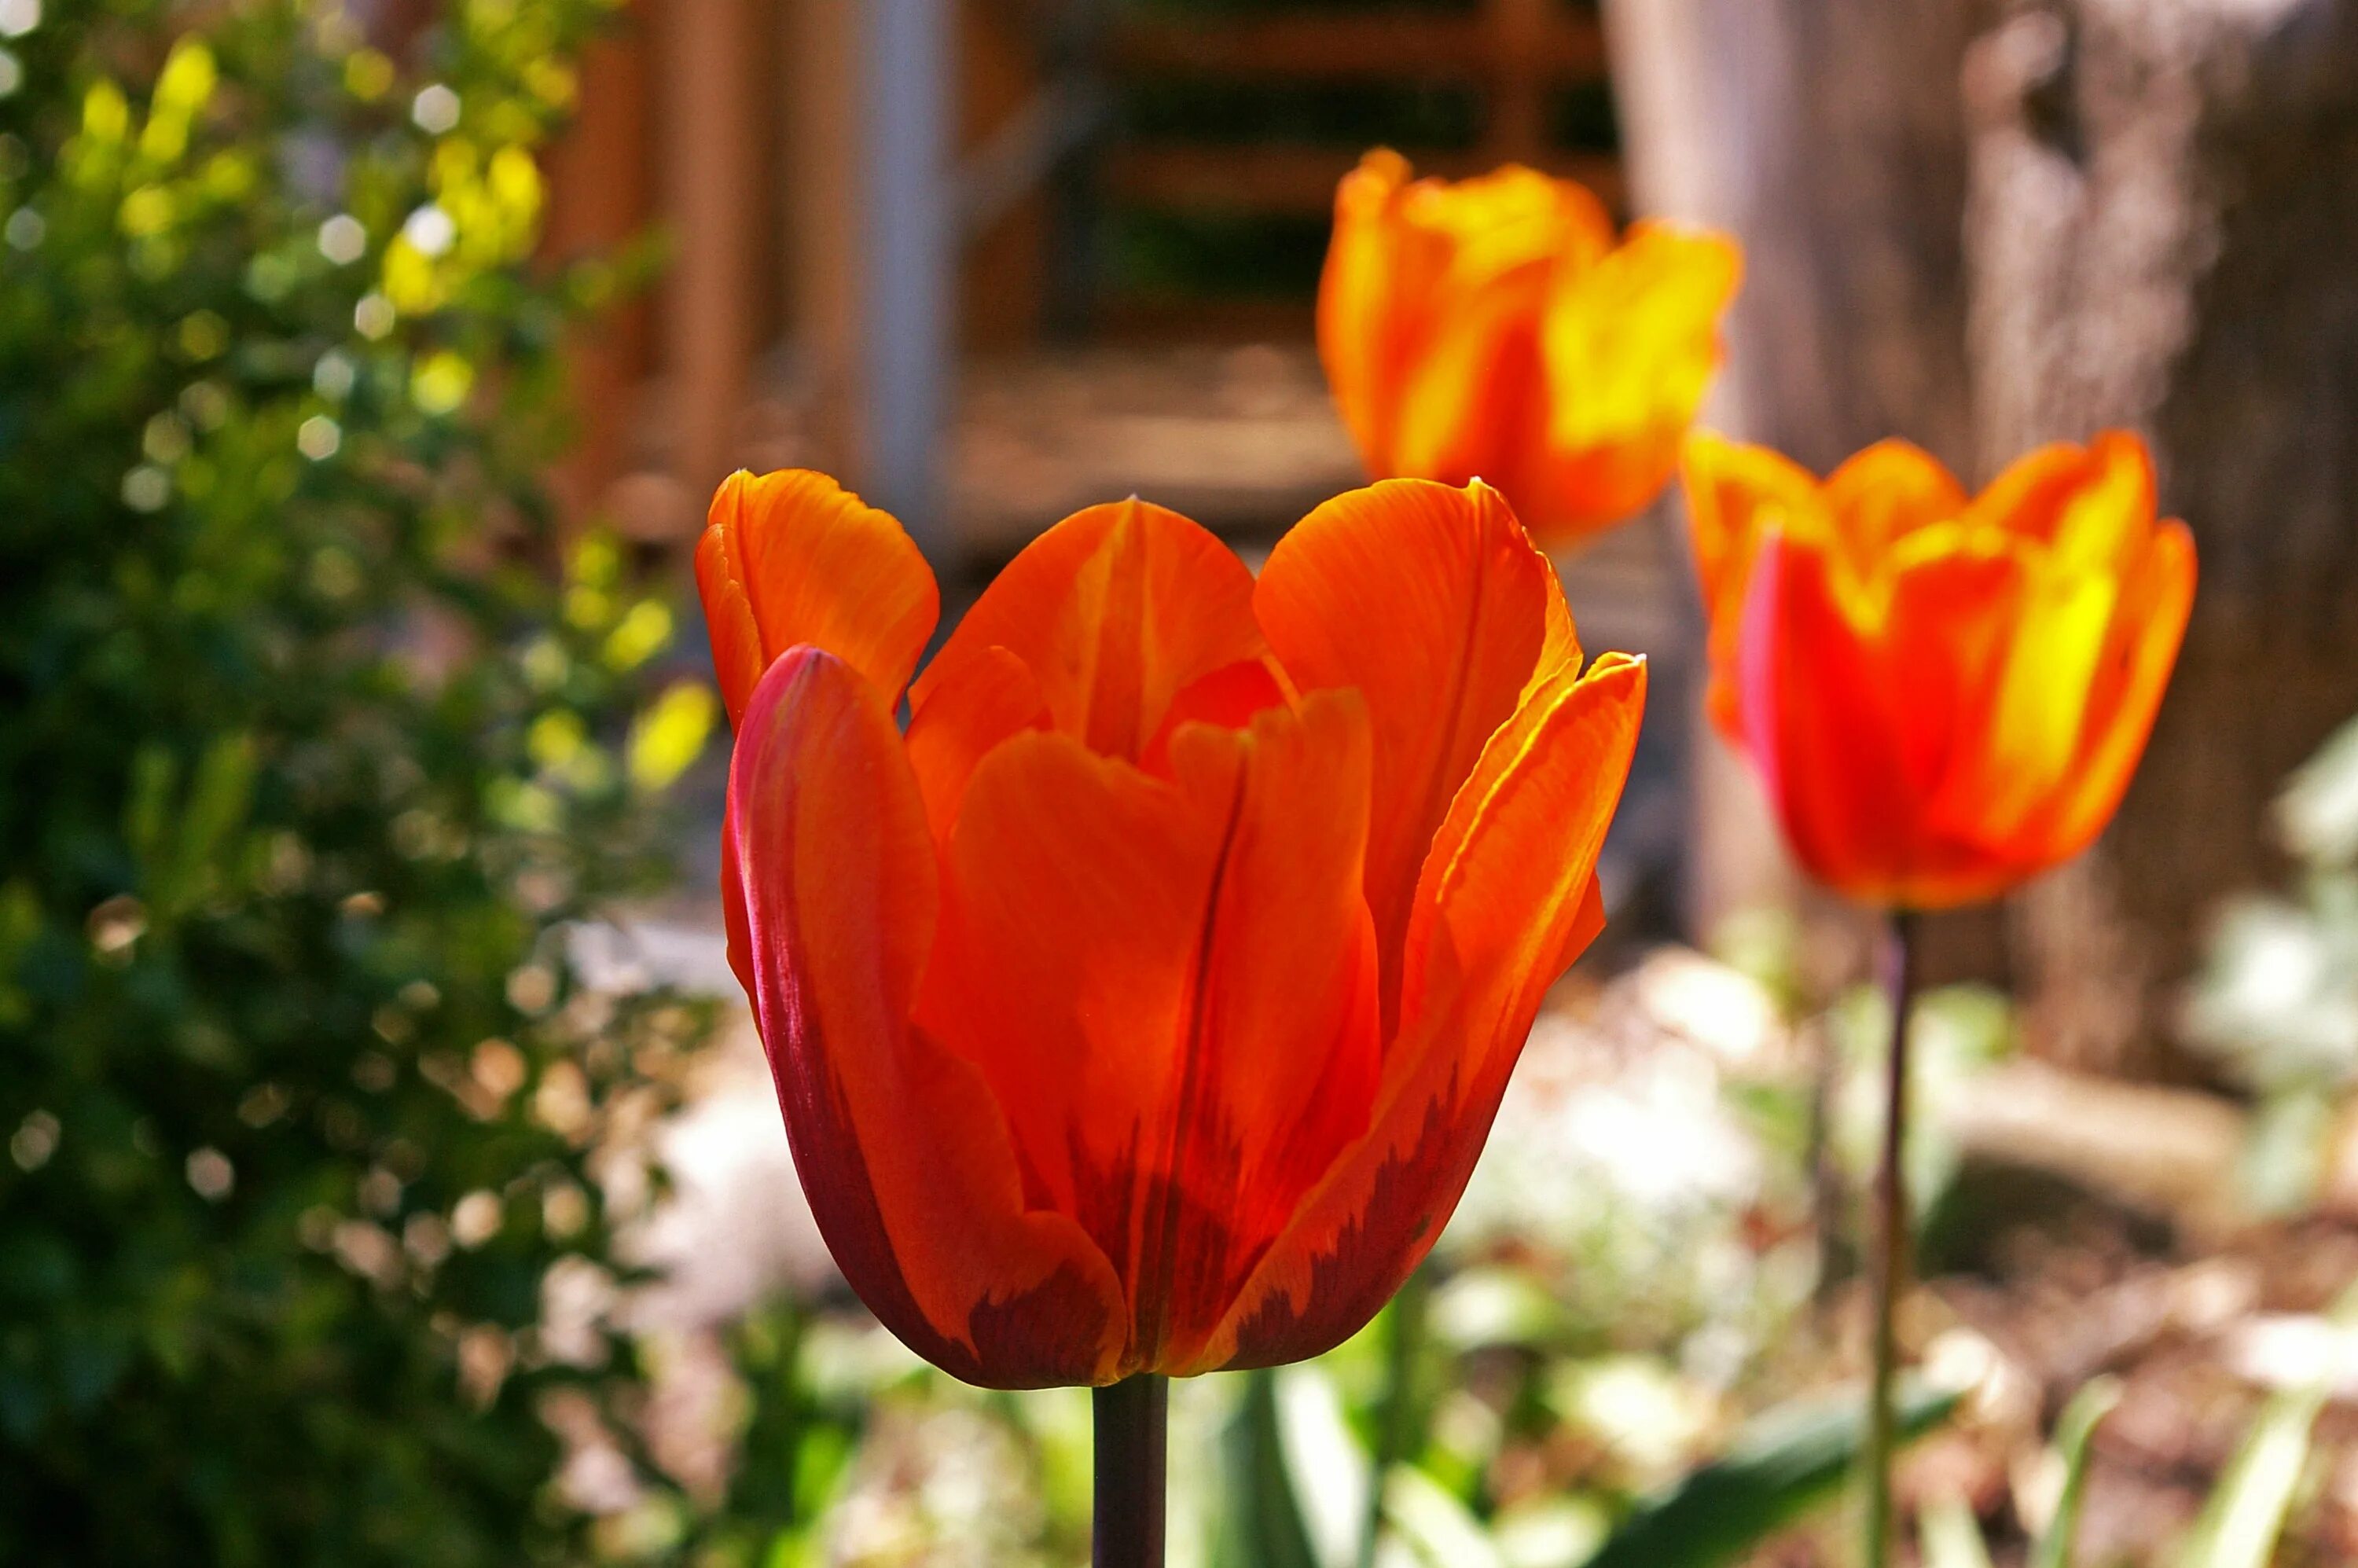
[696,468,938,722]
[727,648,1125,1386]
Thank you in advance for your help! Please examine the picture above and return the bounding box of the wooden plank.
[960,0,1050,347]
[785,0,861,476]
[1093,296,1317,344]
[665,0,761,512]
[1103,143,1625,215]
[1482,0,1556,163]
[541,0,656,531]
[1106,9,1607,83]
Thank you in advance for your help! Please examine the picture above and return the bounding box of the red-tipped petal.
[1198,653,1644,1372]
[920,692,1383,1374]
[727,648,1124,1387]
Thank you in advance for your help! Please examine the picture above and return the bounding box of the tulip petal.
[1927,433,2170,865]
[1750,531,2043,909]
[904,644,1049,847]
[910,498,1268,765]
[1403,652,1648,1045]
[921,692,1383,1374]
[1824,440,1969,557]
[727,648,1125,1387]
[1962,434,2151,555]
[1412,162,1615,286]
[1930,542,2114,848]
[1539,225,1742,531]
[721,792,752,1001]
[1320,152,1616,493]
[697,469,940,724]
[1680,432,1825,734]
[2044,517,2196,855]
[1320,149,1434,476]
[1389,266,1553,504]
[1882,527,2040,824]
[1394,172,1611,495]
[2044,432,2160,574]
[1139,657,1291,780]
[1735,532,1927,903]
[1198,653,1644,1372]
[1257,479,1559,1025]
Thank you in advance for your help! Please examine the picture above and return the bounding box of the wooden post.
[1963,0,2358,1072]
[786,0,862,477]
[861,0,954,556]
[542,1,656,531]
[1604,0,1985,958]
[1605,0,1978,474]
[961,0,1053,348]
[664,0,760,520]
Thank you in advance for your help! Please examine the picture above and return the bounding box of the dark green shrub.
[0,1,715,1561]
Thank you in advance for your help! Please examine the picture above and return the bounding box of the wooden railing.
[1090,0,1622,331]
[540,0,1625,530]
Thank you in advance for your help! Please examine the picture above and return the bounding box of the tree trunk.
[1963,0,2358,1073]
[1611,0,2358,1055]
[1605,0,1998,976]
[1607,0,1981,476]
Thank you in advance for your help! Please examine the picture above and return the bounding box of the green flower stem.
[1094,1375,1169,1568]
[1864,909,1921,1568]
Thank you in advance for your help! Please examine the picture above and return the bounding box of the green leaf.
[2174,1283,2358,1568]
[1221,1366,1370,1568]
[2176,1390,2323,1568]
[1919,1493,1994,1568]
[1578,1379,1961,1568]
[2029,1376,2121,1568]
[1385,1466,1503,1568]
[123,744,178,871]
[2278,711,2358,865]
[166,733,255,911]
[1221,1368,1324,1568]
[626,679,715,793]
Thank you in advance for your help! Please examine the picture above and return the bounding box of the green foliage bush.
[0,1,715,1561]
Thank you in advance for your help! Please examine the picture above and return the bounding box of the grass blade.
[1221,1366,1370,1568]
[1919,1493,1994,1568]
[2029,1376,2121,1568]
[2176,1283,2358,1568]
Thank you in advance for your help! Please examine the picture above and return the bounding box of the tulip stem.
[1864,909,1919,1568]
[1093,1375,1168,1568]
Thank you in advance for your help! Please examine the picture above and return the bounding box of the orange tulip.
[1682,430,2196,910]
[697,468,1645,1387]
[1319,149,1740,545]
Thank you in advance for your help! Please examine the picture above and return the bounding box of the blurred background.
[7,0,2358,1563]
